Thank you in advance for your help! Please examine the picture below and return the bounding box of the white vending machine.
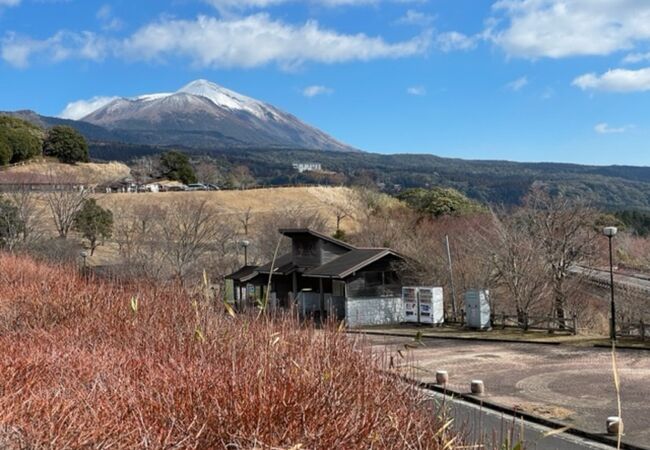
[402,287,419,323]
[402,287,444,325]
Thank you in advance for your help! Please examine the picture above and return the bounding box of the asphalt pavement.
[424,390,621,450]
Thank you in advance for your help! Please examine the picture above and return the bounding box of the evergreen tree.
[43,126,90,164]
[160,150,198,184]
[0,116,43,164]
[73,199,113,255]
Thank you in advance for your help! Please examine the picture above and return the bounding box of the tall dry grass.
[0,254,457,449]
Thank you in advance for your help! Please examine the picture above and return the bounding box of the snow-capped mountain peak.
[177,79,275,120]
[78,79,357,152]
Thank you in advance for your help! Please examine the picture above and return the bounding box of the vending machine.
[402,287,444,325]
[402,287,419,323]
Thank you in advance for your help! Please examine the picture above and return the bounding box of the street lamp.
[240,239,250,266]
[603,226,618,343]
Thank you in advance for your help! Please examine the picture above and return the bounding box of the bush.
[73,199,113,255]
[43,125,89,164]
[398,187,485,217]
[0,115,43,163]
[0,254,459,449]
[0,138,12,165]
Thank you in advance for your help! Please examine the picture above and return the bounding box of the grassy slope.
[92,144,650,209]
[0,254,458,449]
[0,159,131,185]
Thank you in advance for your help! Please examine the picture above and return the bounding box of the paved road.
[572,266,650,293]
[424,390,618,450]
[364,335,650,448]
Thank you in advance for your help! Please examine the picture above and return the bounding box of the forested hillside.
[91,143,650,210]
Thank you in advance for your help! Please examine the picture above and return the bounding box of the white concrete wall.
[345,297,403,328]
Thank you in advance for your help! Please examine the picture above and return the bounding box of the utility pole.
[445,235,458,321]
[603,227,618,343]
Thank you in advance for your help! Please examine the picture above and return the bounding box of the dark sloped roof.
[303,248,402,279]
[255,253,296,276]
[225,265,258,281]
[278,228,356,250]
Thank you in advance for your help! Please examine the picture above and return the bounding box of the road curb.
[594,343,650,352]
[413,379,648,450]
[348,329,564,346]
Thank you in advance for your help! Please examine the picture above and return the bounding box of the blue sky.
[1,0,649,166]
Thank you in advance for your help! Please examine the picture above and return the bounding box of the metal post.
[445,235,458,320]
[244,245,248,266]
[608,236,617,343]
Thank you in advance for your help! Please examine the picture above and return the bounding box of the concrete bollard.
[435,370,449,385]
[470,380,485,396]
[607,416,624,435]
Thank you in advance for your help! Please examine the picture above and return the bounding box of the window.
[332,280,346,297]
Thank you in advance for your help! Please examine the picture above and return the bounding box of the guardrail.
[618,320,648,341]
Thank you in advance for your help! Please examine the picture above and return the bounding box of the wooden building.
[226,228,407,327]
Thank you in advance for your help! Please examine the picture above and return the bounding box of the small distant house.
[226,228,407,327]
[292,163,322,173]
[142,182,161,193]
[157,180,187,192]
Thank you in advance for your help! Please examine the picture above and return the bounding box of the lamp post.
[240,239,250,266]
[603,226,618,343]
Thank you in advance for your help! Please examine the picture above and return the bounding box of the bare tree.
[522,187,598,324]
[488,210,550,323]
[238,207,253,236]
[0,197,23,252]
[46,186,91,239]
[255,204,328,261]
[158,200,225,280]
[130,156,160,183]
[194,160,223,185]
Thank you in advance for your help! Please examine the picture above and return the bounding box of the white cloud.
[203,0,417,12]
[2,13,431,69]
[622,52,650,64]
[396,9,435,27]
[406,85,426,95]
[489,0,650,59]
[122,14,431,69]
[1,31,108,68]
[302,85,333,97]
[59,96,119,120]
[594,123,632,134]
[505,76,528,91]
[573,67,650,93]
[435,31,476,52]
[96,4,124,31]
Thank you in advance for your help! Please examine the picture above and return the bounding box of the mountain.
[75,80,357,152]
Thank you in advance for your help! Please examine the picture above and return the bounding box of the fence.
[617,320,647,341]
[492,312,578,335]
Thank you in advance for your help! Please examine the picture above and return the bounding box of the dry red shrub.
[0,254,456,449]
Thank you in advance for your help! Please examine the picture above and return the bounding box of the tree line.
[0,116,89,166]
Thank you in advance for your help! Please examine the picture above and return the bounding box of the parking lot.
[364,334,650,448]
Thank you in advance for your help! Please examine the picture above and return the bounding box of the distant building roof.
[278,228,356,250]
[157,180,185,187]
[303,248,400,279]
[225,265,259,281]
[255,253,296,276]
[229,228,407,284]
